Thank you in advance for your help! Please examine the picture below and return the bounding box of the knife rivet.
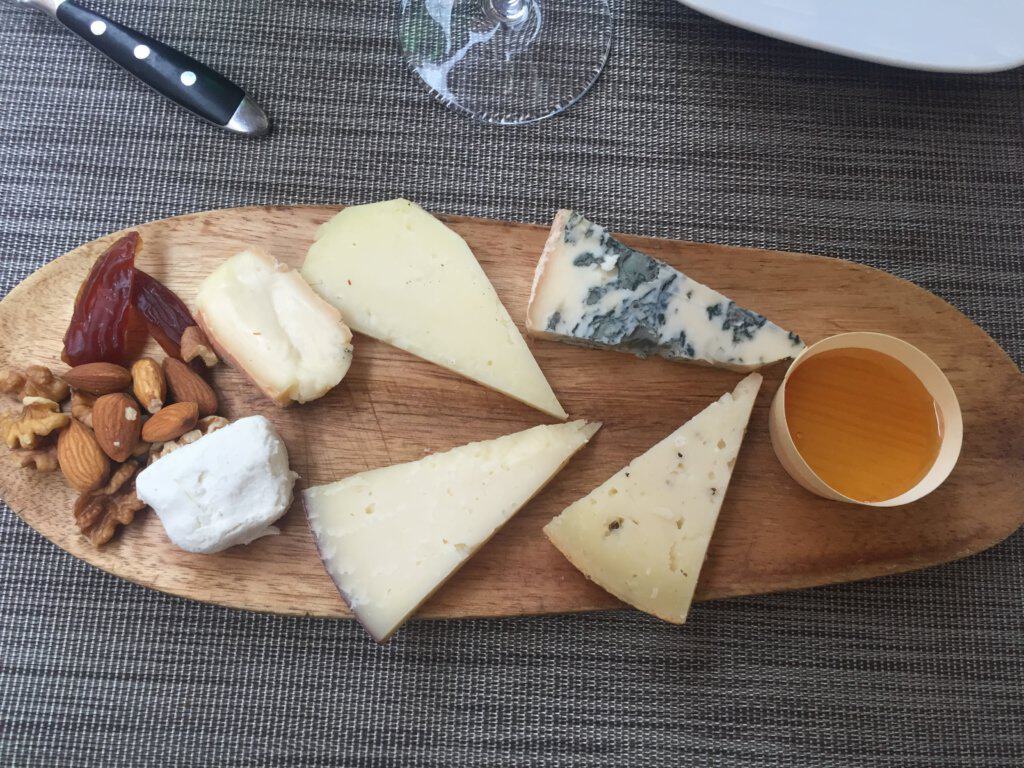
[89,20,107,36]
[180,71,197,87]
[133,44,151,60]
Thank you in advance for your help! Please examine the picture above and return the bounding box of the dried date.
[62,233,139,366]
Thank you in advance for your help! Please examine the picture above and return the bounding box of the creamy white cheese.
[544,374,762,624]
[196,249,353,406]
[136,416,298,554]
[304,420,600,642]
[301,198,567,419]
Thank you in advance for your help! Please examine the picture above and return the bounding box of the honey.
[784,347,943,503]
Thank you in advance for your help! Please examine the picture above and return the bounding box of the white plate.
[678,0,1024,73]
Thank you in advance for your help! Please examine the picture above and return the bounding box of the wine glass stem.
[484,0,535,26]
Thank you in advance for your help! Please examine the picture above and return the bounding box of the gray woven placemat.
[1,2,1022,766]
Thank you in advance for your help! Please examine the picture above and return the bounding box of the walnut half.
[73,462,146,546]
[148,414,229,463]
[70,391,97,428]
[1,398,71,449]
[0,365,70,402]
[24,366,71,402]
[11,445,59,472]
[0,368,25,396]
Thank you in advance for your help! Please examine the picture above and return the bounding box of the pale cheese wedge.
[301,199,567,419]
[304,420,600,642]
[544,374,762,624]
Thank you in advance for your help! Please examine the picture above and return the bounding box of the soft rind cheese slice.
[543,374,762,624]
[304,420,600,641]
[527,210,803,371]
[301,199,567,419]
[196,249,353,405]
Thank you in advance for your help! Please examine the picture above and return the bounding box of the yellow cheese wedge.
[544,374,762,624]
[304,420,600,642]
[301,199,567,419]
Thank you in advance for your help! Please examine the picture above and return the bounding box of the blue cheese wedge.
[304,420,600,642]
[302,199,567,419]
[527,210,803,371]
[543,374,762,624]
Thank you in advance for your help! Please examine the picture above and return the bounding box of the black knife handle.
[54,1,268,135]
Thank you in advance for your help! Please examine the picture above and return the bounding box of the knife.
[7,0,269,136]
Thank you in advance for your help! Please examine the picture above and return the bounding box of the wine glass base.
[399,0,613,125]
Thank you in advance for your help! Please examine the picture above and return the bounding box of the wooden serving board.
[1,206,1022,620]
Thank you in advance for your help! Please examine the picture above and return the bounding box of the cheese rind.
[527,210,803,371]
[543,374,762,624]
[303,420,600,641]
[301,199,567,419]
[136,416,298,554]
[196,249,353,406]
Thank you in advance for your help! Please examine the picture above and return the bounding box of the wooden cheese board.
[1,206,1022,620]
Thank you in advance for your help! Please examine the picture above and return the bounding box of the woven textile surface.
[1,1,1022,765]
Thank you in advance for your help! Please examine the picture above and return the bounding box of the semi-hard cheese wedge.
[301,199,567,419]
[304,420,600,642]
[527,210,803,371]
[544,374,762,624]
[196,249,353,405]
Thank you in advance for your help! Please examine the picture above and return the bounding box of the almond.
[62,363,131,395]
[142,401,198,443]
[181,325,219,368]
[57,419,110,492]
[131,357,166,414]
[162,358,218,417]
[92,392,142,462]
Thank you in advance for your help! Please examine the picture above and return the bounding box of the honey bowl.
[769,332,962,507]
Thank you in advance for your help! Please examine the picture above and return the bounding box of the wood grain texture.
[1,206,1022,620]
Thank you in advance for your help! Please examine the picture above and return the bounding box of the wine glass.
[398,0,613,125]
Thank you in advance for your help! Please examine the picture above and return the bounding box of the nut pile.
[0,324,229,547]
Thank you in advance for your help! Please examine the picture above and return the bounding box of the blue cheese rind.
[526,210,804,371]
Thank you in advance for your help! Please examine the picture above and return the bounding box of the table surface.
[1,2,1021,766]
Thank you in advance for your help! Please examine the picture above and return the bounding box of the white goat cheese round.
[136,415,298,554]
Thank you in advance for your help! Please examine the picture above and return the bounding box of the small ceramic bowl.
[768,332,962,507]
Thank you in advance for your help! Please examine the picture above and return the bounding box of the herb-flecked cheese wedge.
[527,210,803,371]
[544,374,762,624]
[302,199,567,419]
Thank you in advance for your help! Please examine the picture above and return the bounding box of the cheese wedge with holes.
[527,210,803,371]
[301,199,567,419]
[544,374,762,624]
[304,420,600,642]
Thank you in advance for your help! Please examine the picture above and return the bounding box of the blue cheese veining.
[526,210,804,371]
